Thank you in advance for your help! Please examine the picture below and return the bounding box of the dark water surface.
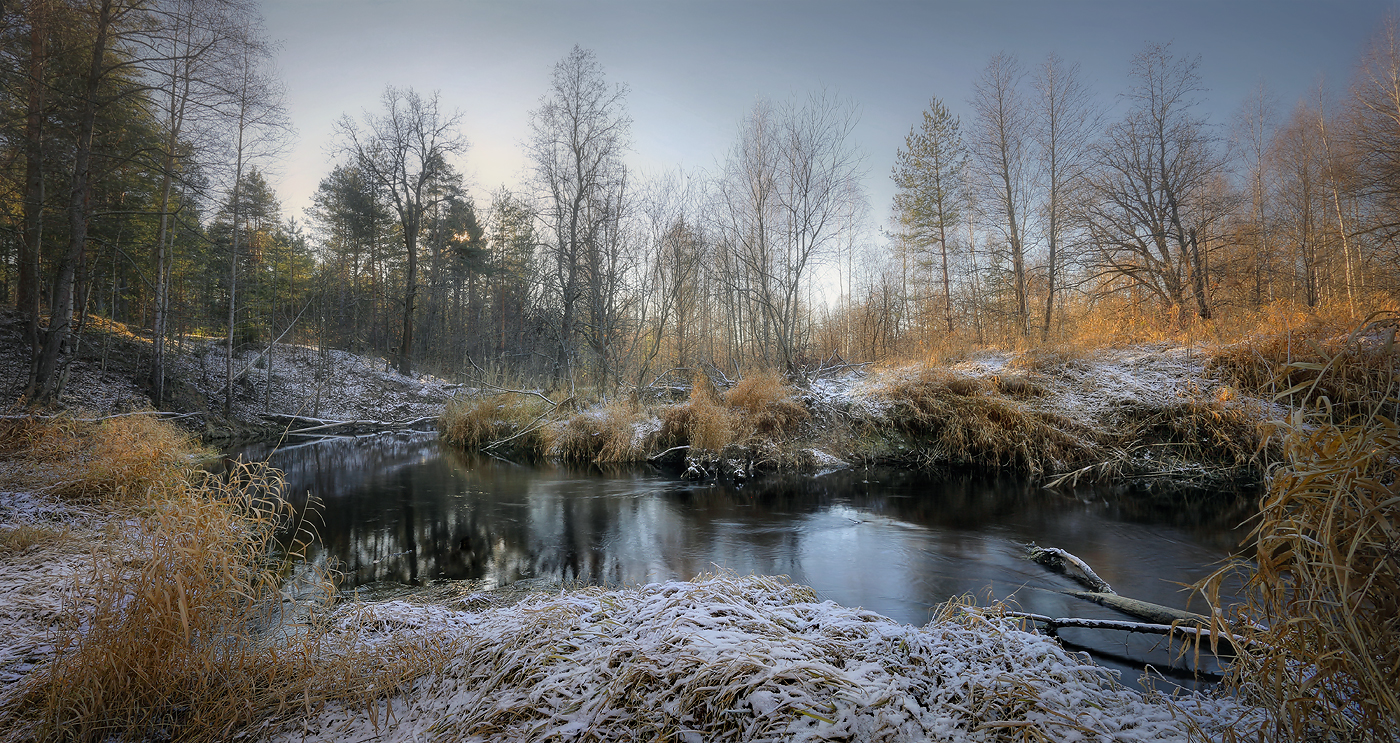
[233,431,1254,690]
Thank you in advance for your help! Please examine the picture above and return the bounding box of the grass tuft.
[723,371,808,438]
[439,394,554,457]
[555,400,655,464]
[876,368,1095,473]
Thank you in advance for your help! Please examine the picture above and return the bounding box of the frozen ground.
[270,575,1264,743]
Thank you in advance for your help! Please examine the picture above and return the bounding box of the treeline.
[880,40,1400,351]
[3,3,1399,410]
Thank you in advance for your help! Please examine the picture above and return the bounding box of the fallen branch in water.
[262,413,438,436]
[965,607,1251,651]
[1026,543,1115,593]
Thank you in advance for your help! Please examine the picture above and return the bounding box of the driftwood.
[1021,543,1251,658]
[1026,543,1115,593]
[262,413,437,437]
[970,608,1250,655]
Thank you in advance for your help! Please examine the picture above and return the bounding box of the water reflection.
[232,432,1254,689]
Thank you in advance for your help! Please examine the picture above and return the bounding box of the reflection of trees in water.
[253,436,1256,594]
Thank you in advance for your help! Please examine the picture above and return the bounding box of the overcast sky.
[261,0,1397,234]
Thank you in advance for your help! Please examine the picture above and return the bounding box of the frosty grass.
[276,575,1260,742]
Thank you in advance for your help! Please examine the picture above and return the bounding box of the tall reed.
[1198,314,1399,742]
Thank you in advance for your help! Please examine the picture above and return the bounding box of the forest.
[2,0,1398,411]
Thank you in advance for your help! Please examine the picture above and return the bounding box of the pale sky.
[261,0,1397,233]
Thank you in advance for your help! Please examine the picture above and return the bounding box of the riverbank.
[443,341,1283,487]
[4,310,1396,741]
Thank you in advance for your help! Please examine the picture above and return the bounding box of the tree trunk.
[31,0,113,405]
[20,0,47,384]
[398,215,417,376]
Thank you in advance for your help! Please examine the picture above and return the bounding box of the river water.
[233,431,1254,690]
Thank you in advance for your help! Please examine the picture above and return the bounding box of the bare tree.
[1273,101,1328,308]
[713,92,865,372]
[1233,81,1276,307]
[527,45,630,394]
[1081,44,1224,322]
[147,0,259,404]
[336,86,466,378]
[970,53,1032,337]
[1032,52,1100,339]
[220,25,288,414]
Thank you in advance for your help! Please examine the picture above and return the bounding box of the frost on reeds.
[1197,314,1400,743]
[285,575,1256,743]
[555,400,658,463]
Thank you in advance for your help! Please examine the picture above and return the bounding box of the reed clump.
[722,370,808,438]
[877,368,1096,473]
[0,413,196,501]
[555,400,656,464]
[1198,317,1400,743]
[440,393,554,457]
[1209,311,1398,416]
[658,373,736,453]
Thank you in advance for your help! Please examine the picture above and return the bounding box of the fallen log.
[262,413,438,437]
[1026,543,1115,593]
[1065,590,1211,627]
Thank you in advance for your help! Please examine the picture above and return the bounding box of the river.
[232,430,1254,691]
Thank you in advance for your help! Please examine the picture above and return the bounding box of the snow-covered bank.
[275,575,1263,742]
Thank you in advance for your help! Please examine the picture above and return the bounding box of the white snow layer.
[274,576,1260,742]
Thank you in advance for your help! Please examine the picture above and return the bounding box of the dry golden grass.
[1210,310,1399,416]
[0,413,198,502]
[723,370,809,438]
[877,368,1096,473]
[657,372,736,453]
[555,400,655,464]
[0,417,447,743]
[1196,319,1399,743]
[0,524,68,554]
[439,393,554,457]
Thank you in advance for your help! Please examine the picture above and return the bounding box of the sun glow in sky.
[264,0,1396,234]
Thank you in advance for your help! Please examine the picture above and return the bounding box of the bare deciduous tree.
[1082,44,1223,322]
[970,53,1032,337]
[1032,52,1099,338]
[714,92,865,372]
[337,86,466,378]
[527,45,631,394]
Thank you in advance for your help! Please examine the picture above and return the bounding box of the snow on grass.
[274,575,1260,742]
